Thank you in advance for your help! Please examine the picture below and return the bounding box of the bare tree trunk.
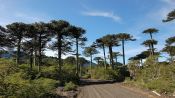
[33,36,37,66]
[16,38,21,66]
[150,33,154,55]
[38,34,42,72]
[90,54,93,77]
[76,38,79,76]
[151,43,154,55]
[30,48,33,71]
[58,35,62,72]
[102,45,107,69]
[109,46,114,69]
[122,40,125,66]
[115,56,118,64]
[148,45,153,56]
[150,33,153,39]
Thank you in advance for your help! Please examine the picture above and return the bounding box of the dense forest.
[0,8,175,97]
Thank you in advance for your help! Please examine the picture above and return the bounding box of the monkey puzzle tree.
[165,36,175,46]
[163,9,175,22]
[48,20,70,72]
[112,52,122,64]
[67,25,86,76]
[102,34,119,69]
[6,22,27,65]
[136,53,147,65]
[142,39,158,56]
[93,57,103,65]
[162,46,175,62]
[162,36,175,62]
[115,33,135,66]
[22,40,34,70]
[83,46,99,71]
[0,26,11,48]
[22,24,37,69]
[142,28,158,55]
[93,38,107,69]
[25,24,39,67]
[33,22,51,71]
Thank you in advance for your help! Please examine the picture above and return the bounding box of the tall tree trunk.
[102,45,107,69]
[115,56,118,64]
[30,48,33,71]
[76,38,79,76]
[90,54,93,77]
[152,45,154,55]
[148,45,153,56]
[58,35,62,72]
[149,33,153,39]
[33,36,37,66]
[38,34,42,72]
[16,38,21,66]
[122,40,126,66]
[150,33,154,55]
[109,46,114,69]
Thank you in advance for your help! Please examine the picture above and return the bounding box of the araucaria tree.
[94,57,103,65]
[142,39,158,56]
[48,20,70,72]
[142,28,158,55]
[83,46,98,71]
[22,24,37,70]
[102,34,119,69]
[33,22,51,71]
[163,9,175,22]
[112,52,122,64]
[67,25,86,76]
[162,36,175,62]
[93,38,107,69]
[6,22,27,65]
[115,33,135,66]
[0,26,11,48]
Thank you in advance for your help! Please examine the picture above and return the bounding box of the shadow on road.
[80,79,116,86]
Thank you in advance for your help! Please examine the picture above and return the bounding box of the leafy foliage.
[64,81,77,91]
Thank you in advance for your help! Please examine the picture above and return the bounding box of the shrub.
[64,81,77,91]
[3,73,59,98]
[126,56,175,95]
[146,79,175,94]
[82,74,91,79]
[90,67,121,80]
[41,66,58,79]
[60,64,79,85]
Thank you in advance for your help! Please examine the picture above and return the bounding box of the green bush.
[41,66,58,79]
[64,81,77,91]
[146,79,175,94]
[127,56,175,95]
[60,64,79,85]
[3,73,59,98]
[0,58,82,97]
[82,74,91,79]
[90,67,121,80]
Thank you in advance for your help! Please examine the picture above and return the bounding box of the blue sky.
[0,0,175,63]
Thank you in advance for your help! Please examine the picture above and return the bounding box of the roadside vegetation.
[125,9,175,95]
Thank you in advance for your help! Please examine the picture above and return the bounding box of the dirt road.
[78,83,157,98]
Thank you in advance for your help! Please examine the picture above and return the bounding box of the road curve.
[78,83,157,98]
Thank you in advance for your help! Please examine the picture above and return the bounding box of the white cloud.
[14,12,41,22]
[162,0,175,4]
[82,11,121,22]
